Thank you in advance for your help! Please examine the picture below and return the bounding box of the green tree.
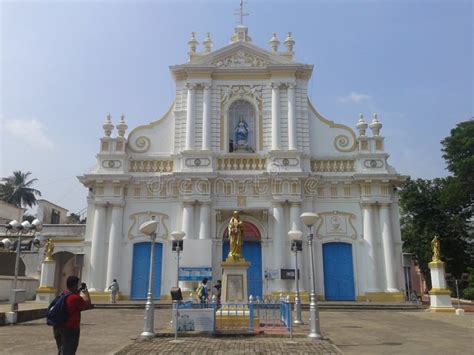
[0,171,41,208]
[399,178,471,285]
[400,119,474,287]
[441,119,474,206]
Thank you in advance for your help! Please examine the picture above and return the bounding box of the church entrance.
[130,242,163,300]
[322,242,355,301]
[222,221,263,298]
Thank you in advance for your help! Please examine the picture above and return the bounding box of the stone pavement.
[116,337,340,354]
[0,308,472,354]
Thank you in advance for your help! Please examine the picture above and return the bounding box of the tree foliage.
[400,119,474,286]
[0,171,41,208]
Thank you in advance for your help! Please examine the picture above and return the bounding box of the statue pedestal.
[221,260,250,304]
[428,261,455,313]
[36,260,57,303]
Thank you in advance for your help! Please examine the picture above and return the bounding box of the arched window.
[228,100,255,153]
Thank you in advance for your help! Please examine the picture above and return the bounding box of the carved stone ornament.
[315,211,357,240]
[364,159,383,169]
[128,211,169,240]
[220,85,263,105]
[214,50,267,68]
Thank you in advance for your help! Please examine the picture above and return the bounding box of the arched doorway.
[53,251,78,295]
[322,242,355,301]
[130,242,163,300]
[222,221,262,298]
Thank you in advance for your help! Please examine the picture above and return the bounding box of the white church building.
[79,24,406,302]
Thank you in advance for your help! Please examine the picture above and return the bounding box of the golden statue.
[44,239,54,262]
[431,235,441,262]
[227,211,244,261]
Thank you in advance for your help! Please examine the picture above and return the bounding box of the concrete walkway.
[0,308,471,354]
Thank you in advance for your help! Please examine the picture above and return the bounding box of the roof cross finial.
[234,0,249,26]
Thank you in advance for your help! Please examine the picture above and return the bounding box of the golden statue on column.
[227,211,244,261]
[431,235,441,262]
[44,238,54,262]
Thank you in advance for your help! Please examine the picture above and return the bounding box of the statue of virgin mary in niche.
[234,115,251,151]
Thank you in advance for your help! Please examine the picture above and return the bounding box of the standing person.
[107,279,119,304]
[53,276,92,355]
[213,280,222,307]
[197,277,209,305]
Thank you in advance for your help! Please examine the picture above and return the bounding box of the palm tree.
[0,171,41,208]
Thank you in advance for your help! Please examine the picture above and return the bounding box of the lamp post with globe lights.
[3,219,43,324]
[170,230,185,341]
[288,229,303,325]
[138,220,159,339]
[299,212,322,339]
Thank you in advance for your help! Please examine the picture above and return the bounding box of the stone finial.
[203,32,213,53]
[188,32,199,54]
[103,113,114,137]
[269,32,280,53]
[369,113,382,136]
[356,113,368,137]
[116,114,128,137]
[284,32,295,52]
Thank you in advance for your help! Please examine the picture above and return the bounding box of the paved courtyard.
[0,308,472,354]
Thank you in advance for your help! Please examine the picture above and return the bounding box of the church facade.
[79,25,406,302]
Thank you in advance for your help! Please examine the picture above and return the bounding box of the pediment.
[192,41,292,68]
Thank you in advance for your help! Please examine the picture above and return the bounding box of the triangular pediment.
[190,41,292,68]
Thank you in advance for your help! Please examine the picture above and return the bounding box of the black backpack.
[46,291,71,327]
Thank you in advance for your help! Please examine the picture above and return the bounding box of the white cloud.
[338,92,371,104]
[2,118,54,150]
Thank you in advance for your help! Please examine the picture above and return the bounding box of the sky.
[0,0,472,215]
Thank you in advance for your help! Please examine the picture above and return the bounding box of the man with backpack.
[48,275,92,355]
[197,277,209,305]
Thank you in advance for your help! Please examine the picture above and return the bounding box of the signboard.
[280,269,300,280]
[179,267,212,281]
[173,308,214,332]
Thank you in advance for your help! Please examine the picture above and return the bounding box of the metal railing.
[173,295,293,337]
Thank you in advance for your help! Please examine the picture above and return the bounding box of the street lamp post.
[4,219,43,324]
[139,220,159,339]
[171,231,185,341]
[288,230,303,325]
[300,212,322,339]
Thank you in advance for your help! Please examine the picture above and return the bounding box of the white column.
[202,83,211,150]
[185,83,196,150]
[271,82,281,150]
[362,203,380,292]
[181,202,195,291]
[105,204,123,289]
[380,204,399,292]
[289,202,301,231]
[89,204,107,292]
[198,203,211,239]
[272,203,286,292]
[287,83,297,151]
[182,202,194,240]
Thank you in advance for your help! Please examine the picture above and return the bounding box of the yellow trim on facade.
[89,292,126,302]
[429,288,451,296]
[356,292,405,303]
[36,287,57,294]
[428,261,445,269]
[51,239,84,244]
[429,307,456,313]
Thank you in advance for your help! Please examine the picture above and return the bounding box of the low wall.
[0,276,39,301]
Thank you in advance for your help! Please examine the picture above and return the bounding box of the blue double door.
[322,242,355,301]
[222,241,263,298]
[131,242,163,300]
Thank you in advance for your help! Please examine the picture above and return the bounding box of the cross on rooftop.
[234,0,249,26]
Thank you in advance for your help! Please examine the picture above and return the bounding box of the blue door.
[131,242,163,300]
[223,241,262,298]
[323,242,355,301]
